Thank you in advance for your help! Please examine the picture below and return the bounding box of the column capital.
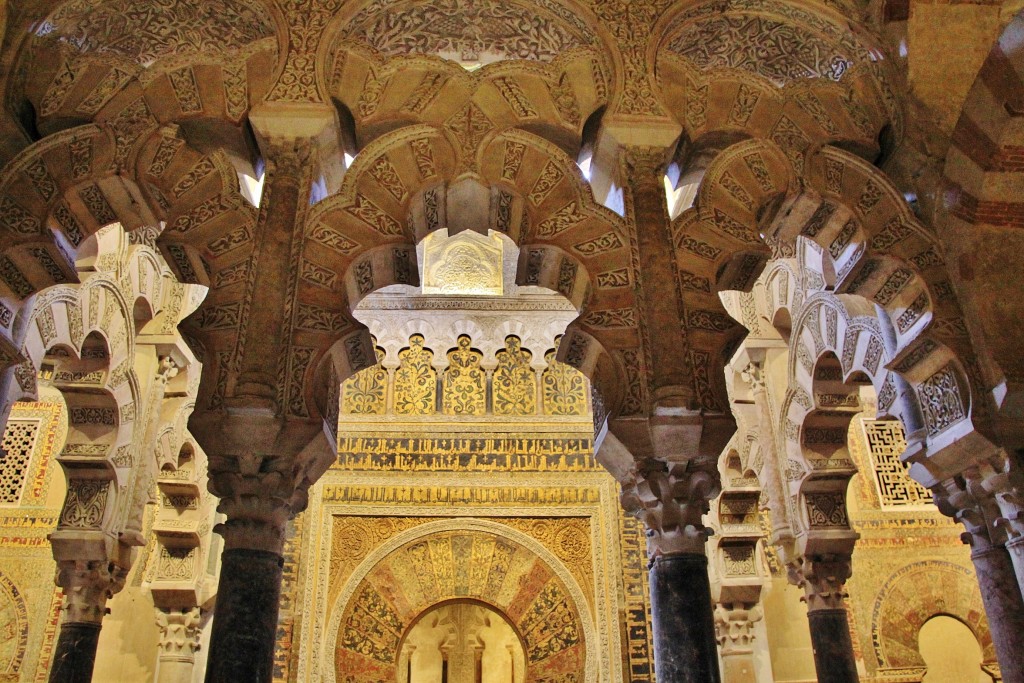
[933,475,1005,552]
[978,453,1024,546]
[156,607,204,659]
[56,559,125,625]
[208,451,298,554]
[622,145,670,180]
[620,457,722,558]
[788,555,852,613]
[714,602,762,653]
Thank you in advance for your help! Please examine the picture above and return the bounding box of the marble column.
[791,557,858,683]
[49,560,123,683]
[969,542,1024,683]
[621,458,722,683]
[936,477,1024,682]
[156,607,204,683]
[983,459,1024,604]
[204,451,294,683]
[741,362,793,545]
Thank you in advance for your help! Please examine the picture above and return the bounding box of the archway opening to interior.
[919,614,992,683]
[398,600,527,683]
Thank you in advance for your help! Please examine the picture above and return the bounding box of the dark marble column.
[621,458,723,683]
[650,553,721,683]
[970,544,1024,682]
[205,549,283,683]
[48,623,101,683]
[794,556,859,683]
[807,609,858,683]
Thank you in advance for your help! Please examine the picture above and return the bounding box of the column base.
[48,622,101,683]
[205,548,283,683]
[650,554,721,683]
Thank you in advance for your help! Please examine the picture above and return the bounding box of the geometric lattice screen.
[862,419,932,507]
[0,420,38,505]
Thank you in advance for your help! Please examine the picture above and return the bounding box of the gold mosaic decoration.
[341,334,590,419]
[493,336,536,416]
[333,525,587,681]
[393,334,436,415]
[341,345,388,415]
[443,335,486,415]
[542,339,587,416]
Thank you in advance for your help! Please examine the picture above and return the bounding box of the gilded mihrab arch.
[328,520,594,683]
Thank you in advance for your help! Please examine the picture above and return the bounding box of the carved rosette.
[56,560,126,625]
[620,457,722,558]
[787,555,852,613]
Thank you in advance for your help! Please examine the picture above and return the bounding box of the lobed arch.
[0,124,158,310]
[134,125,260,288]
[17,0,283,140]
[324,518,595,683]
[296,124,635,437]
[325,47,610,157]
[652,0,901,158]
[676,137,986,479]
[0,223,201,562]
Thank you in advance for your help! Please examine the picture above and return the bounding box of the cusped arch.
[653,0,899,154]
[22,0,282,136]
[679,139,983,469]
[306,124,634,431]
[325,518,596,683]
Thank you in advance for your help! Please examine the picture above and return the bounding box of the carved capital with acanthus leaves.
[933,474,1005,553]
[208,451,300,555]
[739,362,765,393]
[714,602,763,653]
[787,555,852,613]
[623,146,669,181]
[620,457,722,558]
[56,559,127,625]
[156,607,204,659]
[979,451,1024,546]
